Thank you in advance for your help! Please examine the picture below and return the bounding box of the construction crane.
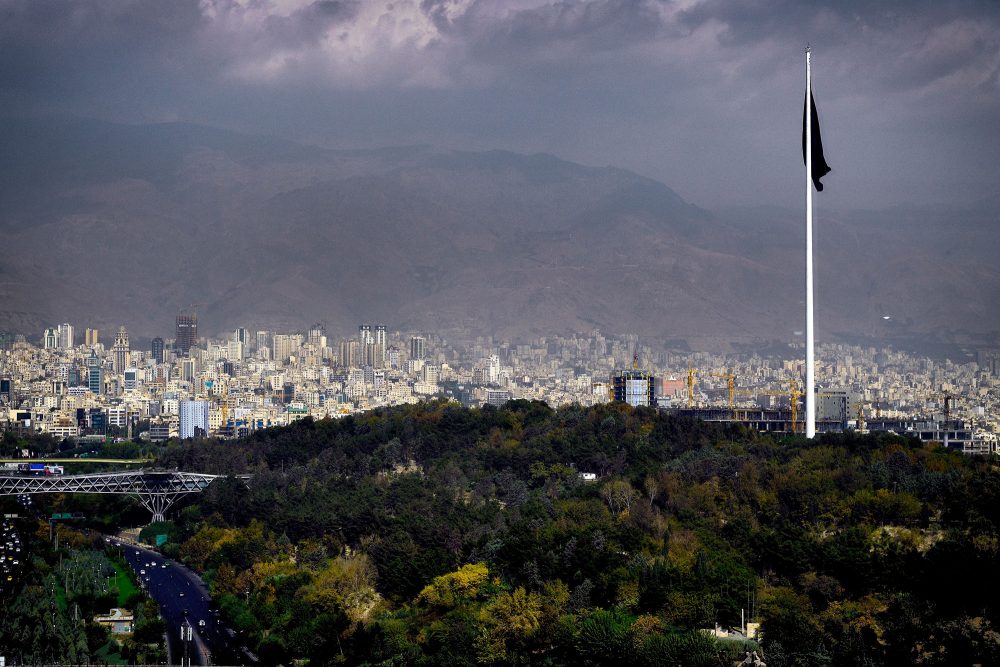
[711,369,737,409]
[220,396,229,429]
[925,392,958,448]
[923,392,956,419]
[789,379,802,434]
[686,367,698,408]
[757,379,803,433]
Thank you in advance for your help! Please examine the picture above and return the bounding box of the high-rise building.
[86,352,103,395]
[124,368,139,393]
[227,339,244,360]
[176,313,198,355]
[234,327,249,345]
[112,326,130,375]
[410,336,426,361]
[487,354,501,384]
[359,324,372,346]
[58,323,74,349]
[374,324,387,365]
[612,369,656,407]
[179,400,210,438]
[255,330,270,352]
[85,328,100,347]
[308,324,327,349]
[180,358,197,383]
[151,337,165,364]
[43,327,59,349]
[423,364,441,385]
[273,334,302,364]
[340,339,359,368]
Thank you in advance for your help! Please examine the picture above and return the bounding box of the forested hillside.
[154,400,1000,666]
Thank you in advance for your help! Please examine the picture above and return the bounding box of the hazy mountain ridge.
[1,117,997,346]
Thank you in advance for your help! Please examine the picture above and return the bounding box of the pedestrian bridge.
[0,470,249,522]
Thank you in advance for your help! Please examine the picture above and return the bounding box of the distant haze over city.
[1,1,998,349]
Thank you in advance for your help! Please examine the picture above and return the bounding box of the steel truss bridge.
[0,471,248,522]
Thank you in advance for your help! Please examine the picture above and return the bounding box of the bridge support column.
[137,493,180,524]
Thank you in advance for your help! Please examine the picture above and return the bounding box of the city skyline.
[3,313,996,441]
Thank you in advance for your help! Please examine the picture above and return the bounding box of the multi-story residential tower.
[58,323,74,349]
[180,358,197,383]
[410,336,426,361]
[273,334,302,364]
[255,330,270,353]
[374,325,387,366]
[179,400,210,438]
[85,328,100,347]
[340,339,359,368]
[151,337,165,364]
[43,327,59,349]
[308,324,326,349]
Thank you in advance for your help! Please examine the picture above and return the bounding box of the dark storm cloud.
[2,0,998,207]
[678,0,1000,97]
[426,0,667,58]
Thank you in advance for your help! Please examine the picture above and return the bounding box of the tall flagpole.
[805,47,816,438]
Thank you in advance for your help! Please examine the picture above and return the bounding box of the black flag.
[802,88,831,191]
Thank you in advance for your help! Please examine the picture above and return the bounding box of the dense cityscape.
[4,0,1000,664]
[2,314,997,454]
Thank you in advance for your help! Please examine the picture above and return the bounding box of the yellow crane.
[711,369,737,409]
[686,367,698,408]
[757,379,803,433]
[789,379,802,434]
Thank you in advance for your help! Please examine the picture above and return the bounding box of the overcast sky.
[3,0,998,209]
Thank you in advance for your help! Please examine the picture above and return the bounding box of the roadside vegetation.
[5,399,1000,665]
[0,524,165,664]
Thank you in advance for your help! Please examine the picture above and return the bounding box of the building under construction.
[175,313,198,355]
[664,407,979,450]
[612,369,656,407]
[664,407,842,434]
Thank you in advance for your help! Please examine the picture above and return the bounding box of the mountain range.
[1,117,997,352]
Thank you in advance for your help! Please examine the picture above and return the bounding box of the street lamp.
[181,619,193,667]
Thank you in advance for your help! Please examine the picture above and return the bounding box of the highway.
[122,543,256,666]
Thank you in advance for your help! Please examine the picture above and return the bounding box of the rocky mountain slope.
[1,117,997,347]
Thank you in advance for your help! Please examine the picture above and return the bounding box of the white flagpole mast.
[805,47,816,438]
